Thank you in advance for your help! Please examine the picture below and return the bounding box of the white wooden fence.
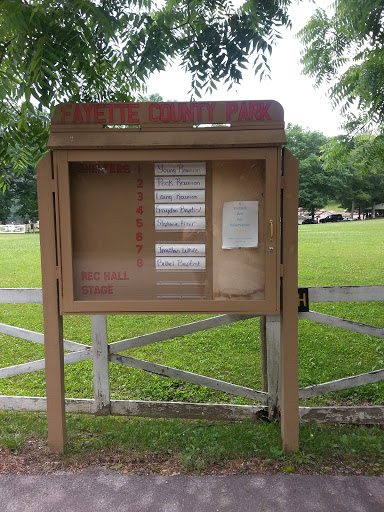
[0,225,26,233]
[0,224,39,234]
[0,285,383,424]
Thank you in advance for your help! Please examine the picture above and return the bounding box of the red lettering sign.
[103,271,129,281]
[55,101,278,125]
[226,102,238,121]
[128,104,139,123]
[83,104,94,123]
[94,104,106,124]
[81,271,100,280]
[81,285,113,295]
[72,104,83,123]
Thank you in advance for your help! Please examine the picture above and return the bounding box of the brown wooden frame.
[56,147,280,315]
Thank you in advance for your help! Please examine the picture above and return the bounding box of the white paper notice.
[154,162,206,176]
[156,257,206,270]
[222,201,259,249]
[155,190,205,203]
[155,244,206,256]
[154,176,205,190]
[155,217,206,231]
[155,204,205,216]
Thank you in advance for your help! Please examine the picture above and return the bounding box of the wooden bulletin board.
[38,100,300,455]
[49,101,285,315]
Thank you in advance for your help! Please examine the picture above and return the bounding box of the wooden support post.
[36,153,66,453]
[259,316,268,392]
[266,315,280,420]
[280,148,299,452]
[91,315,110,415]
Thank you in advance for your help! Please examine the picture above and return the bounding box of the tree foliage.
[323,134,384,214]
[285,124,337,217]
[298,153,331,218]
[286,123,384,218]
[285,122,327,161]
[0,165,38,222]
[0,184,12,223]
[11,166,39,222]
[298,0,384,133]
[0,106,48,188]
[0,0,292,184]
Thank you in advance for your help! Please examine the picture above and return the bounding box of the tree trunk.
[350,201,354,220]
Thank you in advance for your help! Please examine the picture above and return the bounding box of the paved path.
[1,474,383,511]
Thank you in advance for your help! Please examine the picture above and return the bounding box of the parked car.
[302,218,317,224]
[319,214,344,223]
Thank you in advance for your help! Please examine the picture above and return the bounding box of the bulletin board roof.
[48,100,286,149]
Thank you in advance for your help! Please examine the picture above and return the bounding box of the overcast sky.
[146,0,343,137]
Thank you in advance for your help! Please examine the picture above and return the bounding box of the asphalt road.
[1,474,384,511]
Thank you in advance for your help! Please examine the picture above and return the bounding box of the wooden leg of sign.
[280,149,299,452]
[37,153,66,454]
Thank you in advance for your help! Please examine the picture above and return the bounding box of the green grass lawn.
[298,219,384,286]
[0,221,383,472]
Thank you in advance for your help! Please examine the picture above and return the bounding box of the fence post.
[91,315,110,415]
[266,315,280,420]
[259,316,268,392]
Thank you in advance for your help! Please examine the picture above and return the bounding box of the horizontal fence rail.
[0,286,383,424]
[0,288,43,304]
[303,285,384,303]
[0,395,268,421]
[1,396,382,425]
